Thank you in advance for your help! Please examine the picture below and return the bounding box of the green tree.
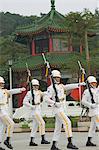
[81,9,96,74]
[0,12,39,36]
[65,12,85,53]
[0,36,30,76]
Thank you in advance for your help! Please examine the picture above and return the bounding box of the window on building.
[53,38,68,51]
[35,39,49,54]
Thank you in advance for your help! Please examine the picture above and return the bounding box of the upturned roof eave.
[16,6,67,36]
[16,26,67,36]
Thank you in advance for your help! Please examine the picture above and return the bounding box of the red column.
[49,36,53,52]
[80,44,83,54]
[32,40,35,56]
[68,37,73,52]
[70,45,73,52]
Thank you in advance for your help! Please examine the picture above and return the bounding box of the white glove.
[78,82,86,86]
[20,87,26,92]
[91,103,97,109]
[54,102,61,108]
[31,105,36,109]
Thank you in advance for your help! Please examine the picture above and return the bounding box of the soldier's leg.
[51,114,62,150]
[0,114,14,149]
[58,112,72,137]
[29,118,39,146]
[86,116,96,146]
[0,120,5,143]
[96,115,99,129]
[35,112,50,144]
[58,112,78,149]
[0,120,5,150]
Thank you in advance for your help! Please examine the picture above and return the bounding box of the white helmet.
[52,70,61,78]
[0,76,5,83]
[87,76,97,83]
[31,79,39,86]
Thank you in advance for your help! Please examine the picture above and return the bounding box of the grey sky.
[0,0,98,16]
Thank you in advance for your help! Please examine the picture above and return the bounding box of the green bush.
[70,116,79,127]
[21,124,29,128]
[13,116,79,128]
[43,117,55,128]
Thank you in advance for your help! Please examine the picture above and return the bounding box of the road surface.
[1,132,99,150]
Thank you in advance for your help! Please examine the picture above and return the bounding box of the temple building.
[14,0,78,88]
[16,0,69,55]
[13,0,99,107]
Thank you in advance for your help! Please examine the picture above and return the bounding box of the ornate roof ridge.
[16,0,67,34]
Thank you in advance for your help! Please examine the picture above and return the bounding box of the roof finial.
[51,0,55,9]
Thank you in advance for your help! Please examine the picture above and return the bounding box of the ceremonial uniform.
[82,76,99,146]
[23,79,50,146]
[0,76,26,149]
[46,70,85,150]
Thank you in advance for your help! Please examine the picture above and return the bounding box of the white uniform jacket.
[46,83,83,114]
[0,88,25,114]
[23,90,43,115]
[82,87,99,117]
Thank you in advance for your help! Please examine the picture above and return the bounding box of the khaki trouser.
[0,109,14,138]
[53,111,72,142]
[0,120,5,142]
[88,115,99,137]
[30,112,45,138]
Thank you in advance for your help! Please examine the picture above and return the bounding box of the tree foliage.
[65,9,99,54]
[0,12,39,36]
[0,36,30,76]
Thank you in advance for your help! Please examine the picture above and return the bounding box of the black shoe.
[4,140,13,149]
[0,147,5,150]
[41,140,50,144]
[86,141,96,146]
[67,142,78,149]
[29,141,38,146]
[51,145,61,150]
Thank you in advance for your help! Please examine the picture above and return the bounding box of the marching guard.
[0,76,26,150]
[46,70,85,150]
[23,79,50,146]
[82,76,99,147]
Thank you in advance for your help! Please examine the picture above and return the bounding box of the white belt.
[34,103,40,105]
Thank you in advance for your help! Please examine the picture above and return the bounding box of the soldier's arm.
[8,87,26,95]
[64,82,86,90]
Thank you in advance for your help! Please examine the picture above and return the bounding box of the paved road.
[1,132,99,150]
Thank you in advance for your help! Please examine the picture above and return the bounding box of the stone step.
[14,123,99,133]
[78,121,90,127]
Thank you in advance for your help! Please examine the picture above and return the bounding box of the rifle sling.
[29,78,35,105]
[86,81,95,104]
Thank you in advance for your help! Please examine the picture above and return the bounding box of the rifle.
[42,53,59,102]
[78,61,95,104]
[26,63,35,105]
[78,61,92,119]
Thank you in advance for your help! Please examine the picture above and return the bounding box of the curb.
[14,123,99,133]
[14,127,89,133]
